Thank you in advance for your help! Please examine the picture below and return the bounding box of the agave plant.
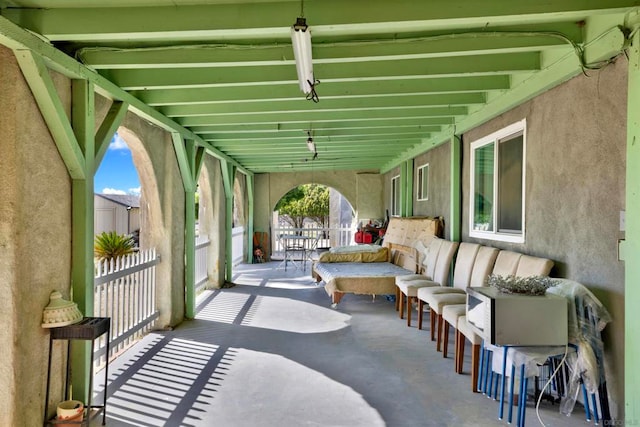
[94,231,135,261]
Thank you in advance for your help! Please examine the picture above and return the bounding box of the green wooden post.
[405,159,414,217]
[70,79,95,403]
[246,173,255,264]
[221,160,235,282]
[450,135,462,241]
[626,28,640,422]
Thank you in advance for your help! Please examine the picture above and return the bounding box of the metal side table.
[44,317,110,426]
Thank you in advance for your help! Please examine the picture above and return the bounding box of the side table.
[44,317,111,426]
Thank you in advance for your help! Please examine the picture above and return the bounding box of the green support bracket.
[221,160,235,283]
[94,101,129,170]
[450,135,462,241]
[171,133,198,318]
[625,28,640,422]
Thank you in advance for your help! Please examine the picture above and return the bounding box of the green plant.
[94,231,135,261]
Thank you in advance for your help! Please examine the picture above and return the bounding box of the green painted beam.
[381,19,629,173]
[94,100,129,169]
[625,27,640,424]
[179,107,468,127]
[69,78,95,404]
[402,160,414,216]
[189,117,454,133]
[160,93,486,117]
[78,32,568,69]
[184,139,197,319]
[0,15,248,174]
[201,127,441,141]
[136,76,511,106]
[194,146,206,183]
[4,1,634,41]
[212,136,424,148]
[13,50,86,179]
[104,53,539,90]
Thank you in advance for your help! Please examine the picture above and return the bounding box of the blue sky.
[94,133,141,195]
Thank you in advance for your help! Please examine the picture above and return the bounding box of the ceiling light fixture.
[291,2,319,102]
[306,131,318,159]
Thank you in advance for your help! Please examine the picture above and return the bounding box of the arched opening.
[271,184,355,262]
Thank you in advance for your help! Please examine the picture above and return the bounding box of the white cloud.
[102,188,127,195]
[108,134,128,151]
[128,187,141,196]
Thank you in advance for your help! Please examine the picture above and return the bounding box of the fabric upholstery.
[458,316,482,345]
[515,254,554,277]
[442,304,466,326]
[492,250,522,276]
[318,247,389,263]
[431,240,458,287]
[470,246,499,286]
[396,279,438,297]
[424,238,444,279]
[422,292,466,314]
[451,243,480,289]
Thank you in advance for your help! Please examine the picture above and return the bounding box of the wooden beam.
[14,49,85,179]
[94,101,129,169]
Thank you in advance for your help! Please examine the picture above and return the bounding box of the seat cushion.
[417,286,466,300]
[442,304,466,326]
[458,315,482,345]
[425,293,467,313]
[396,280,438,297]
[396,274,429,285]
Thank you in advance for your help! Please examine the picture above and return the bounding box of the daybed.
[312,217,443,305]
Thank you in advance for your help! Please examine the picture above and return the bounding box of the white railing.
[195,235,211,293]
[94,248,160,366]
[271,224,355,257]
[232,226,245,265]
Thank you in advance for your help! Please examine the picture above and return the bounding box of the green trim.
[625,28,640,423]
[450,135,462,241]
[403,159,414,217]
[70,79,95,404]
[94,101,129,169]
[245,173,255,264]
[14,50,86,179]
[221,160,235,282]
[171,133,197,192]
[0,15,248,174]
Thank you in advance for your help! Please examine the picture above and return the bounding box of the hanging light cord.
[306,78,320,102]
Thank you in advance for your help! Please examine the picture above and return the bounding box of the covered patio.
[100,263,588,427]
[1,1,639,425]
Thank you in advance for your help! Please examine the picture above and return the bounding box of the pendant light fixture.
[291,0,319,102]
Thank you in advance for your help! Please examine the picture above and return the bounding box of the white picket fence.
[94,248,160,365]
[195,235,211,293]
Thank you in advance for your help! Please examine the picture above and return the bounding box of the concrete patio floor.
[96,262,593,427]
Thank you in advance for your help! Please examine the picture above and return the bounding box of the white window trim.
[416,163,429,201]
[391,174,400,216]
[469,119,526,244]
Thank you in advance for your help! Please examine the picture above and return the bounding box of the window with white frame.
[391,175,401,216]
[469,119,526,243]
[416,163,429,201]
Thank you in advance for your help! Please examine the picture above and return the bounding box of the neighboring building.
[94,193,140,236]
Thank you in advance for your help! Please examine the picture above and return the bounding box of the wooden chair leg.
[430,310,436,341]
[455,330,462,373]
[443,321,449,358]
[458,334,466,374]
[418,300,424,330]
[395,287,400,311]
[471,344,481,393]
[406,295,412,327]
[399,291,404,319]
[436,313,443,352]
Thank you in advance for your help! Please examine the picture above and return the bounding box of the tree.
[94,231,136,261]
[275,184,329,229]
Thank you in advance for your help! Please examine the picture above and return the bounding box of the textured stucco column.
[198,156,226,288]
[356,172,384,221]
[0,46,73,425]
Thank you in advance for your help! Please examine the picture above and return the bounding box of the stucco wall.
[198,157,226,288]
[0,46,73,426]
[462,59,626,415]
[412,141,452,239]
